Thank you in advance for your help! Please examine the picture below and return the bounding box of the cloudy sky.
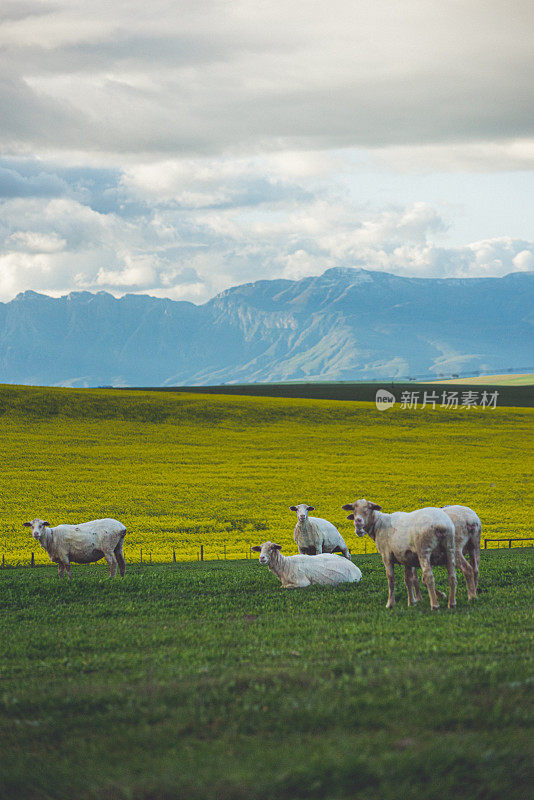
[1,0,533,303]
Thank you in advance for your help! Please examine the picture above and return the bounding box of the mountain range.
[0,268,532,387]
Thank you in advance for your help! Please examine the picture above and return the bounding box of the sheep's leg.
[341,545,351,560]
[382,557,396,609]
[104,552,118,578]
[419,556,439,610]
[57,563,65,579]
[411,568,423,602]
[467,541,480,592]
[315,543,322,555]
[419,570,447,599]
[114,541,126,577]
[64,561,73,580]
[404,565,417,606]
[446,548,457,609]
[456,549,476,600]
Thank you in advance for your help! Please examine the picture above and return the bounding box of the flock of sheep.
[24,498,481,610]
[254,500,481,609]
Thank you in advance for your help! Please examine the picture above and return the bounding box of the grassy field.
[0,384,533,798]
[1,551,533,800]
[0,384,532,565]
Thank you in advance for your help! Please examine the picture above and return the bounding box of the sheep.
[252,541,362,589]
[410,505,482,602]
[442,505,481,595]
[23,517,127,578]
[290,503,351,559]
[341,499,456,610]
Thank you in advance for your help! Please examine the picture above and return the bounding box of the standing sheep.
[290,503,351,559]
[442,505,481,595]
[252,541,362,588]
[342,499,456,610]
[23,517,127,578]
[411,505,482,602]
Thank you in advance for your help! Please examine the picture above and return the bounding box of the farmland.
[0,384,533,565]
[0,384,533,799]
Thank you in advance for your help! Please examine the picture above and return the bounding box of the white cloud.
[1,169,531,304]
[8,230,65,252]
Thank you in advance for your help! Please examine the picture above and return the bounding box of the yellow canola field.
[0,385,532,565]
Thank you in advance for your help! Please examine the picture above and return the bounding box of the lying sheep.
[252,541,362,588]
[342,499,456,610]
[23,517,127,578]
[290,503,351,559]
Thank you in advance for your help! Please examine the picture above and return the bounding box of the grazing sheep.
[342,499,456,610]
[290,503,351,559]
[23,518,127,578]
[252,541,362,589]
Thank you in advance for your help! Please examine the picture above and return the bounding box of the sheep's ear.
[369,504,381,512]
[307,506,314,511]
[346,513,355,520]
[42,521,51,527]
[341,504,354,511]
[272,544,282,550]
[22,521,32,527]
[251,546,261,552]
[289,506,297,511]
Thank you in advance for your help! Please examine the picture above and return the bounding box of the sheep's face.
[23,518,51,540]
[251,541,282,565]
[289,503,315,523]
[341,499,381,536]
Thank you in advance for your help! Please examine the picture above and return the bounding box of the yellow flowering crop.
[0,385,532,565]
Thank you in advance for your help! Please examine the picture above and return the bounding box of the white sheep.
[23,517,127,578]
[342,499,456,610]
[290,503,351,559]
[252,541,362,588]
[410,505,482,602]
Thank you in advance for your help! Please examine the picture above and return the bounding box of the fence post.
[484,539,488,549]
[173,548,176,563]
[224,545,226,560]
[1,554,4,568]
[200,544,204,562]
[509,539,512,549]
[149,552,152,563]
[140,548,143,564]
[30,552,35,567]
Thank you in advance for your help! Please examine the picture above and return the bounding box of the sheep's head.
[23,519,51,540]
[289,503,314,523]
[252,541,282,565]
[341,499,381,536]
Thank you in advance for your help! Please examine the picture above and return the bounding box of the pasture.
[1,552,533,800]
[0,384,533,798]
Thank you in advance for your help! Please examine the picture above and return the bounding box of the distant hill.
[0,268,532,387]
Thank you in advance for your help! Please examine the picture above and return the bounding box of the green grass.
[1,384,533,564]
[1,551,533,800]
[0,384,532,798]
